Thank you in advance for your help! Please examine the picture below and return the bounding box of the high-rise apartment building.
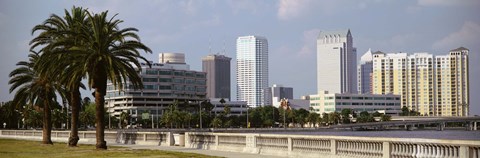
[317,30,357,94]
[263,84,293,106]
[372,47,469,116]
[236,36,269,107]
[358,49,373,94]
[202,54,231,100]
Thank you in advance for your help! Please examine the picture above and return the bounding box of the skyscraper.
[371,47,469,116]
[236,36,268,107]
[202,54,231,100]
[317,29,357,94]
[358,49,373,94]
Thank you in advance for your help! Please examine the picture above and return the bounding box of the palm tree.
[31,8,151,149]
[82,11,151,149]
[9,51,61,144]
[30,6,90,147]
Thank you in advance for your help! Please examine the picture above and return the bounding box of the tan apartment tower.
[372,47,469,116]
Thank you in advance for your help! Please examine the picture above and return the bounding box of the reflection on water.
[273,130,480,140]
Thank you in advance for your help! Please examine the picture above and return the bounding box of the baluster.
[392,143,398,157]
[416,144,423,158]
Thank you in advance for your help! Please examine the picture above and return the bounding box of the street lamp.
[246,105,249,128]
[200,101,203,129]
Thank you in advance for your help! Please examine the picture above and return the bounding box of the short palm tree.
[9,51,60,144]
[30,6,89,147]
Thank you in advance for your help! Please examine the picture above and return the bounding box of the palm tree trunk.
[68,87,80,147]
[42,100,53,144]
[94,85,107,149]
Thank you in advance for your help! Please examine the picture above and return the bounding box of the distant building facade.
[105,53,207,123]
[236,35,269,107]
[317,29,357,94]
[358,49,373,94]
[209,98,248,116]
[263,84,293,106]
[202,54,231,100]
[372,47,469,116]
[306,91,401,115]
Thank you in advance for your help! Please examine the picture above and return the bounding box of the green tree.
[30,7,90,146]
[295,108,309,127]
[357,111,374,123]
[401,106,409,116]
[372,111,382,117]
[119,111,130,128]
[62,10,151,149]
[322,113,330,125]
[80,103,95,128]
[380,114,392,122]
[340,108,352,124]
[329,112,341,125]
[306,112,320,127]
[9,51,61,144]
[0,101,21,129]
[211,117,222,128]
[316,114,323,127]
[52,108,67,129]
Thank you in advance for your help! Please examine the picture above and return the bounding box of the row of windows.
[142,77,206,85]
[144,69,205,78]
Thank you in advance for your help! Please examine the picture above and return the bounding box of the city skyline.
[0,0,479,115]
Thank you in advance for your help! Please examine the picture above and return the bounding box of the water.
[269,130,480,140]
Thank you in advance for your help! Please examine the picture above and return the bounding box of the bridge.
[330,116,480,131]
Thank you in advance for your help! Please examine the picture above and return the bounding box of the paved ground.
[113,144,283,158]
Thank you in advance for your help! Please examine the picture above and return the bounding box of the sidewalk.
[113,144,283,158]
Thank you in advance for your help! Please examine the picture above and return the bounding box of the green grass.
[0,139,219,158]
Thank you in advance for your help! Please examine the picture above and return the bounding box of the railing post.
[167,132,174,146]
[184,132,190,147]
[459,146,470,158]
[144,133,147,141]
[331,139,337,155]
[474,121,477,131]
[383,142,391,158]
[215,135,219,147]
[288,137,292,151]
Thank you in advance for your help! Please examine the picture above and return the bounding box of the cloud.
[227,0,263,14]
[277,0,313,20]
[432,21,480,50]
[297,29,320,56]
[417,0,480,7]
[181,15,221,30]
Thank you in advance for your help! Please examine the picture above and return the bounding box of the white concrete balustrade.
[1,130,479,158]
[0,130,174,146]
[185,132,480,158]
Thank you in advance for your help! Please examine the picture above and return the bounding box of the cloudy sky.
[0,0,479,115]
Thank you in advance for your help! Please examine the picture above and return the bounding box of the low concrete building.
[272,98,310,110]
[209,98,248,116]
[105,53,207,124]
[305,91,401,115]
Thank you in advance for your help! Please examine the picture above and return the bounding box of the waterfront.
[272,129,480,140]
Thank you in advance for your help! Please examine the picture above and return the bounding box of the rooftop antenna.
[222,37,226,55]
[209,35,212,55]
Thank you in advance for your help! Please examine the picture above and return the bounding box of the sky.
[0,0,479,115]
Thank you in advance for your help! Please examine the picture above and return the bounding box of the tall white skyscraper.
[317,29,357,94]
[236,36,269,107]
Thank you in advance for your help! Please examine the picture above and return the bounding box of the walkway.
[112,144,283,158]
